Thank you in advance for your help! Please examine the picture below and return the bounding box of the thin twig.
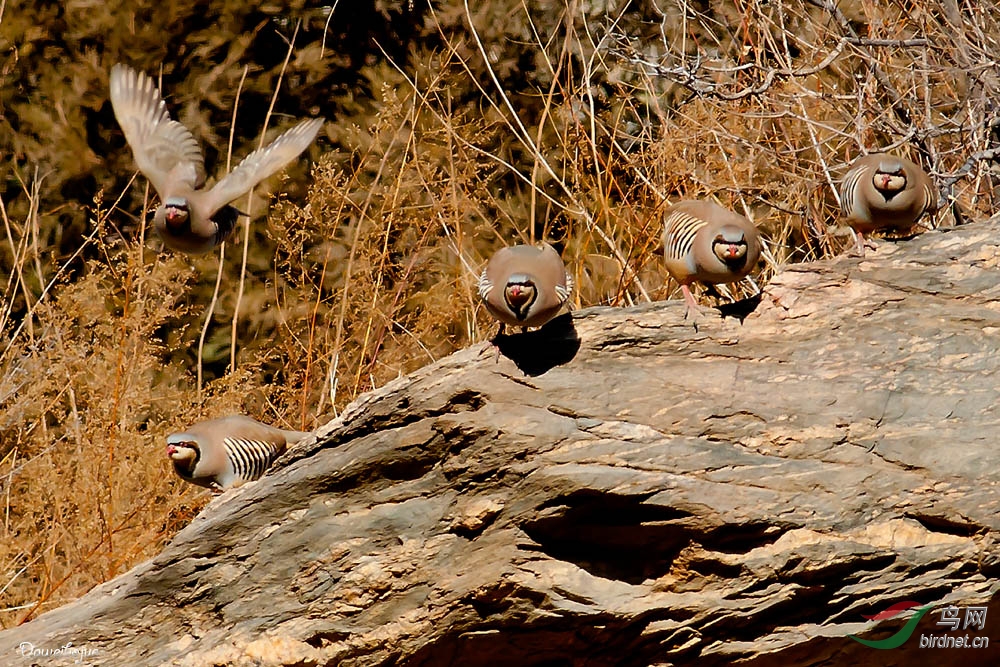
[232,24,301,374]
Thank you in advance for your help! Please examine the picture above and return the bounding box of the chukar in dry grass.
[109,63,324,254]
[478,243,573,334]
[166,415,310,490]
[840,153,936,255]
[662,200,762,317]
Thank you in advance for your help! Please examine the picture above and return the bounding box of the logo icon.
[849,601,932,649]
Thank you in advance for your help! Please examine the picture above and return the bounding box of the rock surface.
[4,221,1000,666]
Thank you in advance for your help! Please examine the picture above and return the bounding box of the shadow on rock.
[493,313,581,376]
[715,292,763,323]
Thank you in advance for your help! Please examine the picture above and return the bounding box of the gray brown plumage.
[840,153,936,254]
[109,63,324,254]
[478,243,573,332]
[662,200,762,313]
[166,415,310,490]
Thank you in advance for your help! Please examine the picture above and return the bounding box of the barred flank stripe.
[223,438,280,482]
[477,269,493,300]
[839,165,866,217]
[922,183,935,215]
[664,211,707,261]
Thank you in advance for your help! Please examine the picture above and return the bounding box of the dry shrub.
[3,0,1000,627]
[0,231,200,623]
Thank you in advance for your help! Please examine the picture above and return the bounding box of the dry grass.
[3,0,999,627]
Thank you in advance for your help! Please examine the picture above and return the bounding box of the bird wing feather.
[200,118,324,219]
[109,64,205,196]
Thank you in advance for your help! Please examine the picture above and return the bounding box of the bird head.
[872,161,907,194]
[162,199,191,231]
[711,226,749,266]
[504,275,538,320]
[166,434,199,467]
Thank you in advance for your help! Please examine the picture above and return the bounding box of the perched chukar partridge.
[166,415,310,490]
[840,153,936,254]
[109,63,324,254]
[478,243,573,333]
[662,200,762,315]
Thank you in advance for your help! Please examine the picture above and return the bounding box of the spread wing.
[109,63,205,196]
[200,117,324,218]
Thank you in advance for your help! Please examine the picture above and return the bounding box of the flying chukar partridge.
[166,415,310,490]
[840,153,936,255]
[478,243,573,334]
[109,63,324,254]
[662,200,762,317]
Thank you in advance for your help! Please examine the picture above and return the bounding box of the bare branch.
[610,34,931,102]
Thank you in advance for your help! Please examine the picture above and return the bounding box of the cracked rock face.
[3,223,1000,665]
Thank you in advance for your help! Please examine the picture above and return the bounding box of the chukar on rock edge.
[166,415,310,491]
[478,243,573,334]
[109,63,324,255]
[662,200,762,317]
[839,153,936,255]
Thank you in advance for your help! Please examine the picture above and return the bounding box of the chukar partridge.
[478,243,573,333]
[166,415,310,490]
[840,153,936,254]
[662,200,762,315]
[109,63,324,254]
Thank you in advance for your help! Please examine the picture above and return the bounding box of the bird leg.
[479,322,506,363]
[852,229,866,257]
[681,284,703,332]
[849,229,878,257]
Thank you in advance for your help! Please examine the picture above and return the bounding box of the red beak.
[166,444,177,456]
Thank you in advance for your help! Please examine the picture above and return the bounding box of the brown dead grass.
[2,0,999,626]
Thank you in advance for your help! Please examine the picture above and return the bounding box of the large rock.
[3,222,1000,666]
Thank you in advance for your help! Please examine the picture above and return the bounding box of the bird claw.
[847,230,878,258]
[479,336,505,363]
[684,303,711,333]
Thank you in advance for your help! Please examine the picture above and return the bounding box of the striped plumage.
[478,243,573,332]
[662,200,761,313]
[166,415,310,490]
[222,436,281,483]
[839,153,936,254]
